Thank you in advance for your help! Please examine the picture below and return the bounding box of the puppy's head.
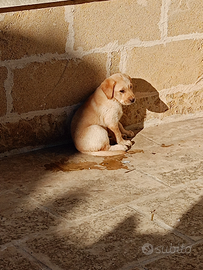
[101,73,135,105]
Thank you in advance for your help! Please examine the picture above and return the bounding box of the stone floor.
[1,117,203,270]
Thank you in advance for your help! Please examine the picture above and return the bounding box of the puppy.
[71,73,135,156]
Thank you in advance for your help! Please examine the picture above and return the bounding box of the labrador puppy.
[71,73,135,156]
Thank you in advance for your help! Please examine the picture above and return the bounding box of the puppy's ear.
[100,78,116,99]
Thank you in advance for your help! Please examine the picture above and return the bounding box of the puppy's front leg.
[118,122,134,138]
[109,124,132,148]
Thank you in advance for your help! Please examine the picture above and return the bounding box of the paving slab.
[129,119,203,188]
[28,168,167,221]
[128,181,203,241]
[0,190,59,245]
[25,206,185,270]
[0,246,42,270]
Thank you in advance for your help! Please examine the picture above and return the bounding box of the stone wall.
[0,0,203,154]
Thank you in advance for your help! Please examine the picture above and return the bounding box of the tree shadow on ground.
[23,191,203,270]
[1,144,203,270]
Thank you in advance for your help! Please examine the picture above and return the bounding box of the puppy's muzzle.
[130,97,135,103]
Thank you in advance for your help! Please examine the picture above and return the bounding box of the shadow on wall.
[0,30,106,109]
[0,23,107,153]
[0,5,167,153]
[121,78,169,132]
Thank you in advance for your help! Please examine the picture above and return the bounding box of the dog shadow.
[121,78,169,135]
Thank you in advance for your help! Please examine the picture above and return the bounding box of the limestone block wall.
[0,0,203,154]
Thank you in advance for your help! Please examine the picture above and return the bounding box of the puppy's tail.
[81,150,125,156]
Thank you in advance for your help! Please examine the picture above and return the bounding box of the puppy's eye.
[130,84,133,89]
[120,90,125,93]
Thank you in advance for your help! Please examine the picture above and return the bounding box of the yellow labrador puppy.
[71,73,135,156]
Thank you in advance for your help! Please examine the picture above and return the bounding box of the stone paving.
[1,117,203,270]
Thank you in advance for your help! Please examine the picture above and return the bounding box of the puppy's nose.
[130,97,135,103]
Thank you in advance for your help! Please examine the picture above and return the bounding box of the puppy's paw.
[110,144,128,151]
[124,139,133,147]
[122,130,134,139]
[119,139,132,148]
[126,130,135,138]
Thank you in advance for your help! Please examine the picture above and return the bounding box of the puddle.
[44,159,100,172]
[100,156,128,170]
[45,149,144,172]
[45,156,127,172]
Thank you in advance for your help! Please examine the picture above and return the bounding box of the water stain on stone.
[45,149,144,172]
[45,157,127,172]
[100,155,128,170]
[128,149,144,154]
[161,143,174,148]
[44,159,100,172]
